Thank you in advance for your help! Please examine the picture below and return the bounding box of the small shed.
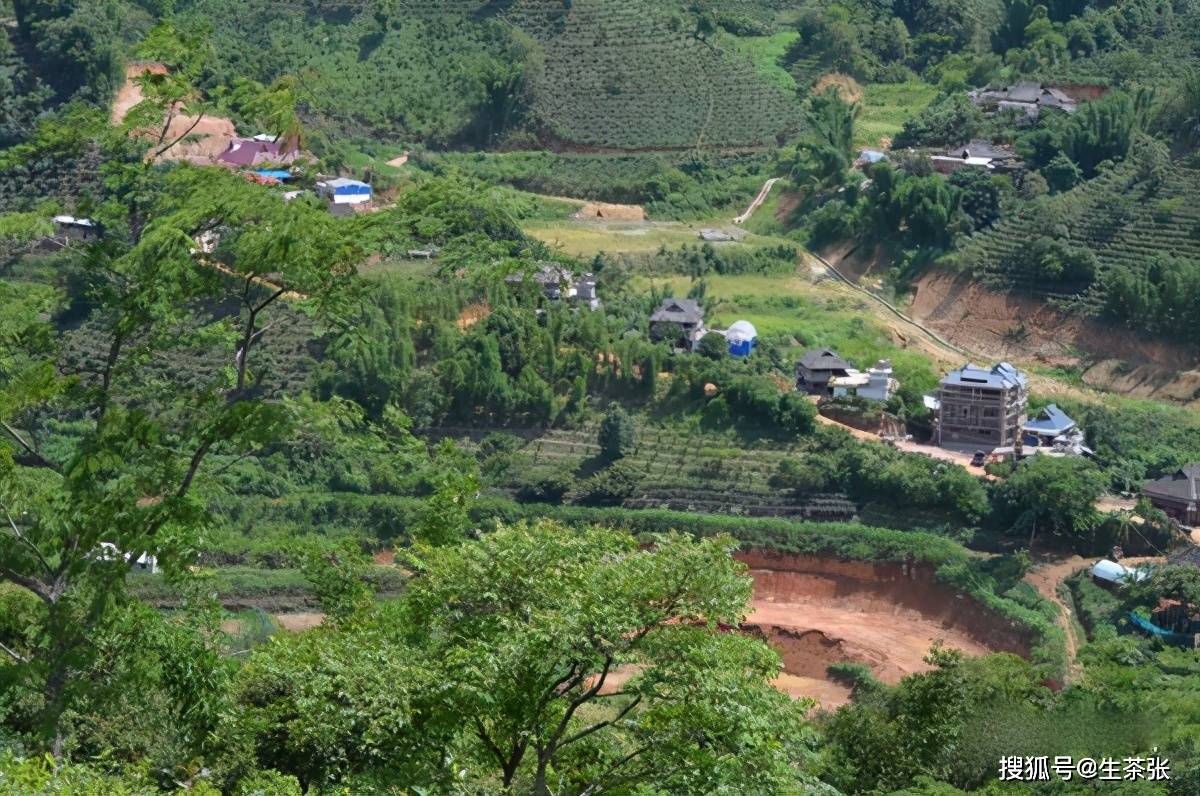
[1090,559,1147,588]
[725,320,757,358]
[316,177,372,205]
[52,215,98,242]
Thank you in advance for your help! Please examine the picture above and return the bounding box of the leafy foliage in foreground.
[232,521,818,793]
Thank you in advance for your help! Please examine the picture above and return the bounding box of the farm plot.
[447,424,858,521]
[503,0,804,150]
[953,152,1200,313]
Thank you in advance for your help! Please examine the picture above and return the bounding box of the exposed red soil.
[259,549,1031,714]
[908,269,1200,406]
[737,551,1032,709]
[113,62,240,164]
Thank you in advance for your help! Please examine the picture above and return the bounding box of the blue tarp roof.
[1023,403,1076,435]
[255,169,291,180]
[859,149,887,163]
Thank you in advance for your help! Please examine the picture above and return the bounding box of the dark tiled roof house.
[795,348,852,395]
[649,298,705,350]
[1143,464,1200,526]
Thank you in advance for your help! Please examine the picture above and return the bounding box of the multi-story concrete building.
[936,362,1028,450]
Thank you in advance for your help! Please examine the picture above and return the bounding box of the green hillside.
[177,0,804,151]
[951,146,1200,316]
[504,0,802,150]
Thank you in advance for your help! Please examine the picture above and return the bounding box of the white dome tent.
[724,320,757,357]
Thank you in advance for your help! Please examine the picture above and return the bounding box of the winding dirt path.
[734,177,780,225]
[1023,553,1162,685]
[1023,555,1087,684]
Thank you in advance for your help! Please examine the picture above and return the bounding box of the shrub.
[598,405,637,461]
[516,469,574,504]
[573,461,643,507]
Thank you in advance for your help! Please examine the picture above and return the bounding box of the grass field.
[728,31,801,93]
[524,219,797,257]
[855,81,938,149]
[631,270,940,393]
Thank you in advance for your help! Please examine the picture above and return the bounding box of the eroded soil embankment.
[908,269,1200,406]
[738,551,1033,709]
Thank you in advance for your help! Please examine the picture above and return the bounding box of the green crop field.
[183,0,806,151]
[438,422,859,522]
[729,31,801,93]
[952,150,1200,311]
[506,0,804,150]
[855,81,939,149]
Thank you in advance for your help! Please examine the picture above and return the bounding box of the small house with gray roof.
[931,140,1023,174]
[650,298,705,350]
[795,348,853,396]
[1143,464,1200,526]
[936,362,1029,450]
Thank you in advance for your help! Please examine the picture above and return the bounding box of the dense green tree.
[403,522,815,795]
[894,175,962,247]
[1101,255,1200,342]
[237,522,817,793]
[790,88,860,191]
[992,455,1107,550]
[893,94,983,149]
[598,404,637,461]
[1041,151,1083,193]
[0,163,356,755]
[11,0,126,103]
[949,169,1004,230]
[696,329,728,359]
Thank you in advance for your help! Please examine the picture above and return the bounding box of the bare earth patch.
[908,269,1200,407]
[273,612,325,632]
[573,201,646,222]
[738,551,1030,710]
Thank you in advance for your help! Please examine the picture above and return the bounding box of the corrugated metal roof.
[941,362,1027,390]
[1023,403,1076,434]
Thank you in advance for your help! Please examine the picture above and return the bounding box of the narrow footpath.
[733,177,780,225]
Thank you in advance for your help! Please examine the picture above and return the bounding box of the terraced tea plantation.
[504,0,804,150]
[952,151,1200,312]
[439,424,858,521]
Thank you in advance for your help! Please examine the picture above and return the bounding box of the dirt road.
[734,177,780,225]
[812,402,999,480]
[1023,555,1087,684]
[1023,553,1162,685]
